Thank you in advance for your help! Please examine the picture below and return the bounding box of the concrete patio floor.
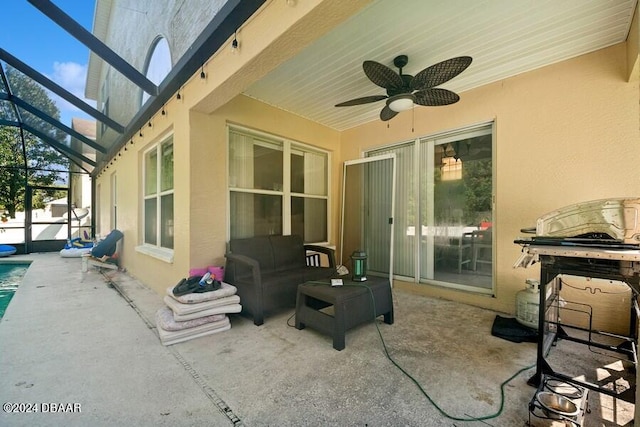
[0,253,634,426]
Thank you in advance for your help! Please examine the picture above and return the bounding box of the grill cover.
[535,198,640,244]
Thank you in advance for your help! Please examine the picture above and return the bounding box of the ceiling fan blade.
[414,88,460,106]
[380,105,399,121]
[335,95,388,107]
[363,60,404,90]
[410,56,472,91]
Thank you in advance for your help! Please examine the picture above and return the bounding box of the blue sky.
[0,0,97,127]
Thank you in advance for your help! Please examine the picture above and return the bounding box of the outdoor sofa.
[224,234,337,325]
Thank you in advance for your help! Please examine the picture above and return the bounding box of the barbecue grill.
[514,197,640,292]
[514,198,640,422]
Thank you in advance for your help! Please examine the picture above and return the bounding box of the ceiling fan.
[335,55,472,121]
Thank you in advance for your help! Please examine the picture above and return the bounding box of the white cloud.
[46,61,96,120]
[51,61,87,99]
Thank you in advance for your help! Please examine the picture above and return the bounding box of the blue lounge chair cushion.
[91,230,123,258]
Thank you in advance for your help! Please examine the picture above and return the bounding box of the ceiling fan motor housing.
[387,75,414,96]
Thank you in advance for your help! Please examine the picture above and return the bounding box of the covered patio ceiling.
[0,0,636,175]
[244,0,638,131]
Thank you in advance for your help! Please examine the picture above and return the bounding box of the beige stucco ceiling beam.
[190,0,372,115]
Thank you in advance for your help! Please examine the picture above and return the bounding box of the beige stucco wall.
[98,92,341,295]
[189,95,342,272]
[92,0,639,335]
[90,0,370,293]
[341,43,640,333]
[87,3,639,421]
[98,41,639,335]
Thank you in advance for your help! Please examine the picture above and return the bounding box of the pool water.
[0,263,29,320]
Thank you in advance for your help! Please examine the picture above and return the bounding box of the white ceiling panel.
[244,0,637,131]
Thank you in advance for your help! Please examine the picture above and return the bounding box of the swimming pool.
[0,263,29,320]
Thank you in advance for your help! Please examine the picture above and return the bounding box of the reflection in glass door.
[420,127,493,291]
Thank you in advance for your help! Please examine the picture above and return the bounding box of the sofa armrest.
[224,252,262,288]
[304,244,336,269]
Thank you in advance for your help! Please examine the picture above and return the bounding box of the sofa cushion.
[261,269,305,288]
[229,236,275,273]
[270,235,306,272]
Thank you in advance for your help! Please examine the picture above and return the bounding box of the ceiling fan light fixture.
[388,94,414,112]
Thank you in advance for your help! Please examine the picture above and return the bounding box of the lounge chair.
[84,230,123,270]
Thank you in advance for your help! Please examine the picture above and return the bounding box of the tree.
[463,158,492,224]
[0,66,70,217]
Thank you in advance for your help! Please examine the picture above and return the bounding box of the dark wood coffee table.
[295,276,394,350]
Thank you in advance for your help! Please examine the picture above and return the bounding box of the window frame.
[141,36,172,107]
[136,133,175,263]
[227,125,331,244]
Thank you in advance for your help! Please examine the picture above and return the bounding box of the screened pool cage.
[0,0,265,254]
[0,65,96,254]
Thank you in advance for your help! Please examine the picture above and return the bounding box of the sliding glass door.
[367,123,494,293]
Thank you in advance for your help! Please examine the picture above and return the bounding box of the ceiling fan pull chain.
[412,106,415,132]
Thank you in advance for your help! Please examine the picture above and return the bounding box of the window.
[141,37,172,106]
[143,136,174,249]
[228,127,329,243]
[367,123,494,293]
[440,156,462,181]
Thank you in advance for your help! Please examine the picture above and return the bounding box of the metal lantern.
[350,250,367,282]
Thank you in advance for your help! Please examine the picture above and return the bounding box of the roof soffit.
[85,0,113,99]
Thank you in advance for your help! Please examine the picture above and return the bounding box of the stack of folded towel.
[156,278,241,346]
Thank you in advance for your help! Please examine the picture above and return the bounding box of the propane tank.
[516,279,540,329]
